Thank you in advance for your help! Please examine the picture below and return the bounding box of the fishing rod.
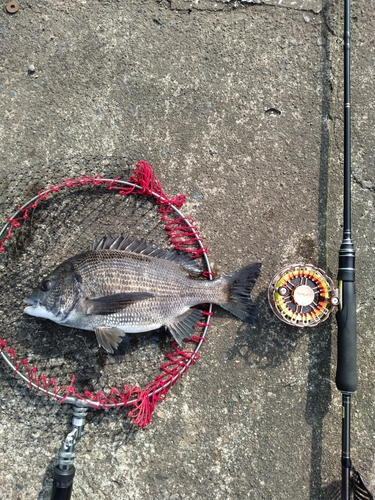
[335,0,357,497]
[335,1,373,498]
[268,1,374,497]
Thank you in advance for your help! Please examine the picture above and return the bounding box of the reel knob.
[269,264,339,327]
[277,286,288,297]
[330,296,340,307]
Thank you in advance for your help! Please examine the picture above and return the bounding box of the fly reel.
[268,264,339,327]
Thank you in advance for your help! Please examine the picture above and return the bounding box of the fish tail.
[220,262,261,323]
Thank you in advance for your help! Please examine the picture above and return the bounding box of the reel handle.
[335,279,358,393]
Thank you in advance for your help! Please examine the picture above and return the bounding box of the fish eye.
[40,279,52,292]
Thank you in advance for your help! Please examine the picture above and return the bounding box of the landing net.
[0,161,212,427]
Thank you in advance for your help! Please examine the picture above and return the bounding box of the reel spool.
[268,264,339,327]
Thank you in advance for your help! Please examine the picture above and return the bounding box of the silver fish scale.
[73,250,224,330]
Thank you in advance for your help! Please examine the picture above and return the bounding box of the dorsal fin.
[91,235,203,276]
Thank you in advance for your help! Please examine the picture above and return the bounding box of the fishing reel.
[268,264,339,327]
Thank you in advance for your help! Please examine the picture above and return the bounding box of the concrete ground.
[0,0,374,499]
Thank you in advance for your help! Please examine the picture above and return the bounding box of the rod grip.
[335,281,358,393]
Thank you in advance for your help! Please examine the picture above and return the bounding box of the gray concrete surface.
[0,0,374,499]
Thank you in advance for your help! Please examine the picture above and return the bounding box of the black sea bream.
[24,236,261,353]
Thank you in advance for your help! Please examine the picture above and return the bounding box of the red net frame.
[0,161,213,428]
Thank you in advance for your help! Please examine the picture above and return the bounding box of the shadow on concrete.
[305,5,335,498]
[227,289,303,369]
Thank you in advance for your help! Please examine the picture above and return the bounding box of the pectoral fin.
[95,326,128,354]
[166,309,203,346]
[87,292,154,315]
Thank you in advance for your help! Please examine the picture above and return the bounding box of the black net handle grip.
[50,466,75,500]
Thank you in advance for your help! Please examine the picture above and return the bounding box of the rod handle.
[335,281,358,393]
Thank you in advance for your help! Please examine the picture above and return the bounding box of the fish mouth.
[23,296,38,307]
[23,297,65,322]
[23,296,41,316]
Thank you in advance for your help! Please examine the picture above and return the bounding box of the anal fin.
[166,309,203,346]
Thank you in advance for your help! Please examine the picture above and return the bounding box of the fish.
[23,235,261,354]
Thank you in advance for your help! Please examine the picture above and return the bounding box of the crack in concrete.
[353,175,375,194]
[166,0,323,14]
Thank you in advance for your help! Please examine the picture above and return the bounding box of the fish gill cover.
[0,161,212,428]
